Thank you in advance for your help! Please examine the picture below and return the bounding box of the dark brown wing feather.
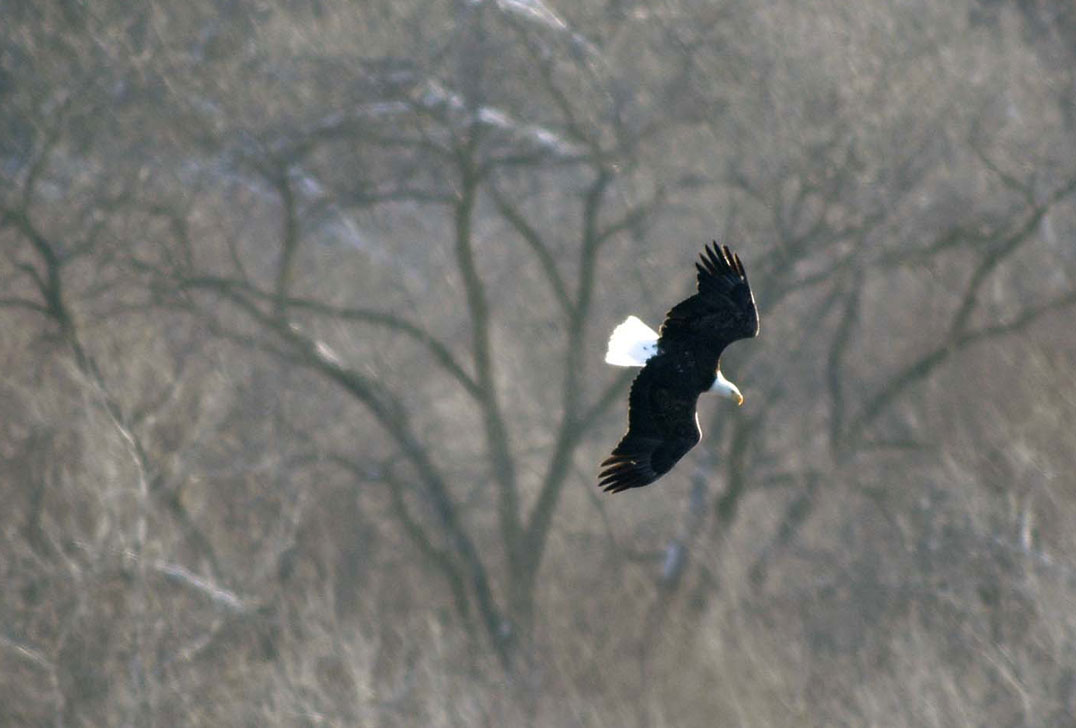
[599,356,702,493]
[659,242,759,358]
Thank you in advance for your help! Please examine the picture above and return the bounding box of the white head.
[709,369,743,406]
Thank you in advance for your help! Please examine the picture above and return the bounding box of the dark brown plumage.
[599,243,759,493]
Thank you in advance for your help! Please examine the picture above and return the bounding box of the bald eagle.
[599,243,759,493]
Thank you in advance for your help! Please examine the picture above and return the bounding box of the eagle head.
[710,369,743,405]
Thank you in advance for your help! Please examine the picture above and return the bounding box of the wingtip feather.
[598,450,654,492]
[698,241,750,283]
[705,243,722,271]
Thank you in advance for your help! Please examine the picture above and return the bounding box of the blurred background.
[2,1,1076,726]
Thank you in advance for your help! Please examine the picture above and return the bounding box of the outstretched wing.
[598,357,702,493]
[658,242,759,356]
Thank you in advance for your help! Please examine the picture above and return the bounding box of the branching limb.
[324,453,475,632]
[847,175,1076,442]
[452,158,523,580]
[522,170,612,575]
[173,274,481,397]
[487,180,573,317]
[949,176,1076,338]
[179,266,515,665]
[850,288,1076,439]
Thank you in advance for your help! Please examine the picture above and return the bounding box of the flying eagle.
[599,243,759,493]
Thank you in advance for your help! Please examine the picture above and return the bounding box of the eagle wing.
[598,357,703,493]
[658,242,759,356]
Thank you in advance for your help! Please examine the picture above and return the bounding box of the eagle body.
[599,244,758,493]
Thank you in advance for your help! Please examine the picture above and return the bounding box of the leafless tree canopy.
[3,1,1076,726]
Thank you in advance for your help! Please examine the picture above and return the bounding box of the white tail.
[604,315,660,367]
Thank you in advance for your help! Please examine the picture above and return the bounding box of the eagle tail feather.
[604,315,659,367]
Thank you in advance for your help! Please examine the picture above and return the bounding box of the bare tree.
[4,1,1076,726]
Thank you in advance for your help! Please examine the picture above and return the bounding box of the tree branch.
[271,164,301,319]
[827,272,862,456]
[181,266,514,665]
[487,181,574,318]
[453,156,523,584]
[175,275,481,397]
[850,288,1076,438]
[949,176,1076,337]
[522,170,612,580]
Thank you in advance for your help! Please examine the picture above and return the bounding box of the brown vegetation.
[2,1,1076,725]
